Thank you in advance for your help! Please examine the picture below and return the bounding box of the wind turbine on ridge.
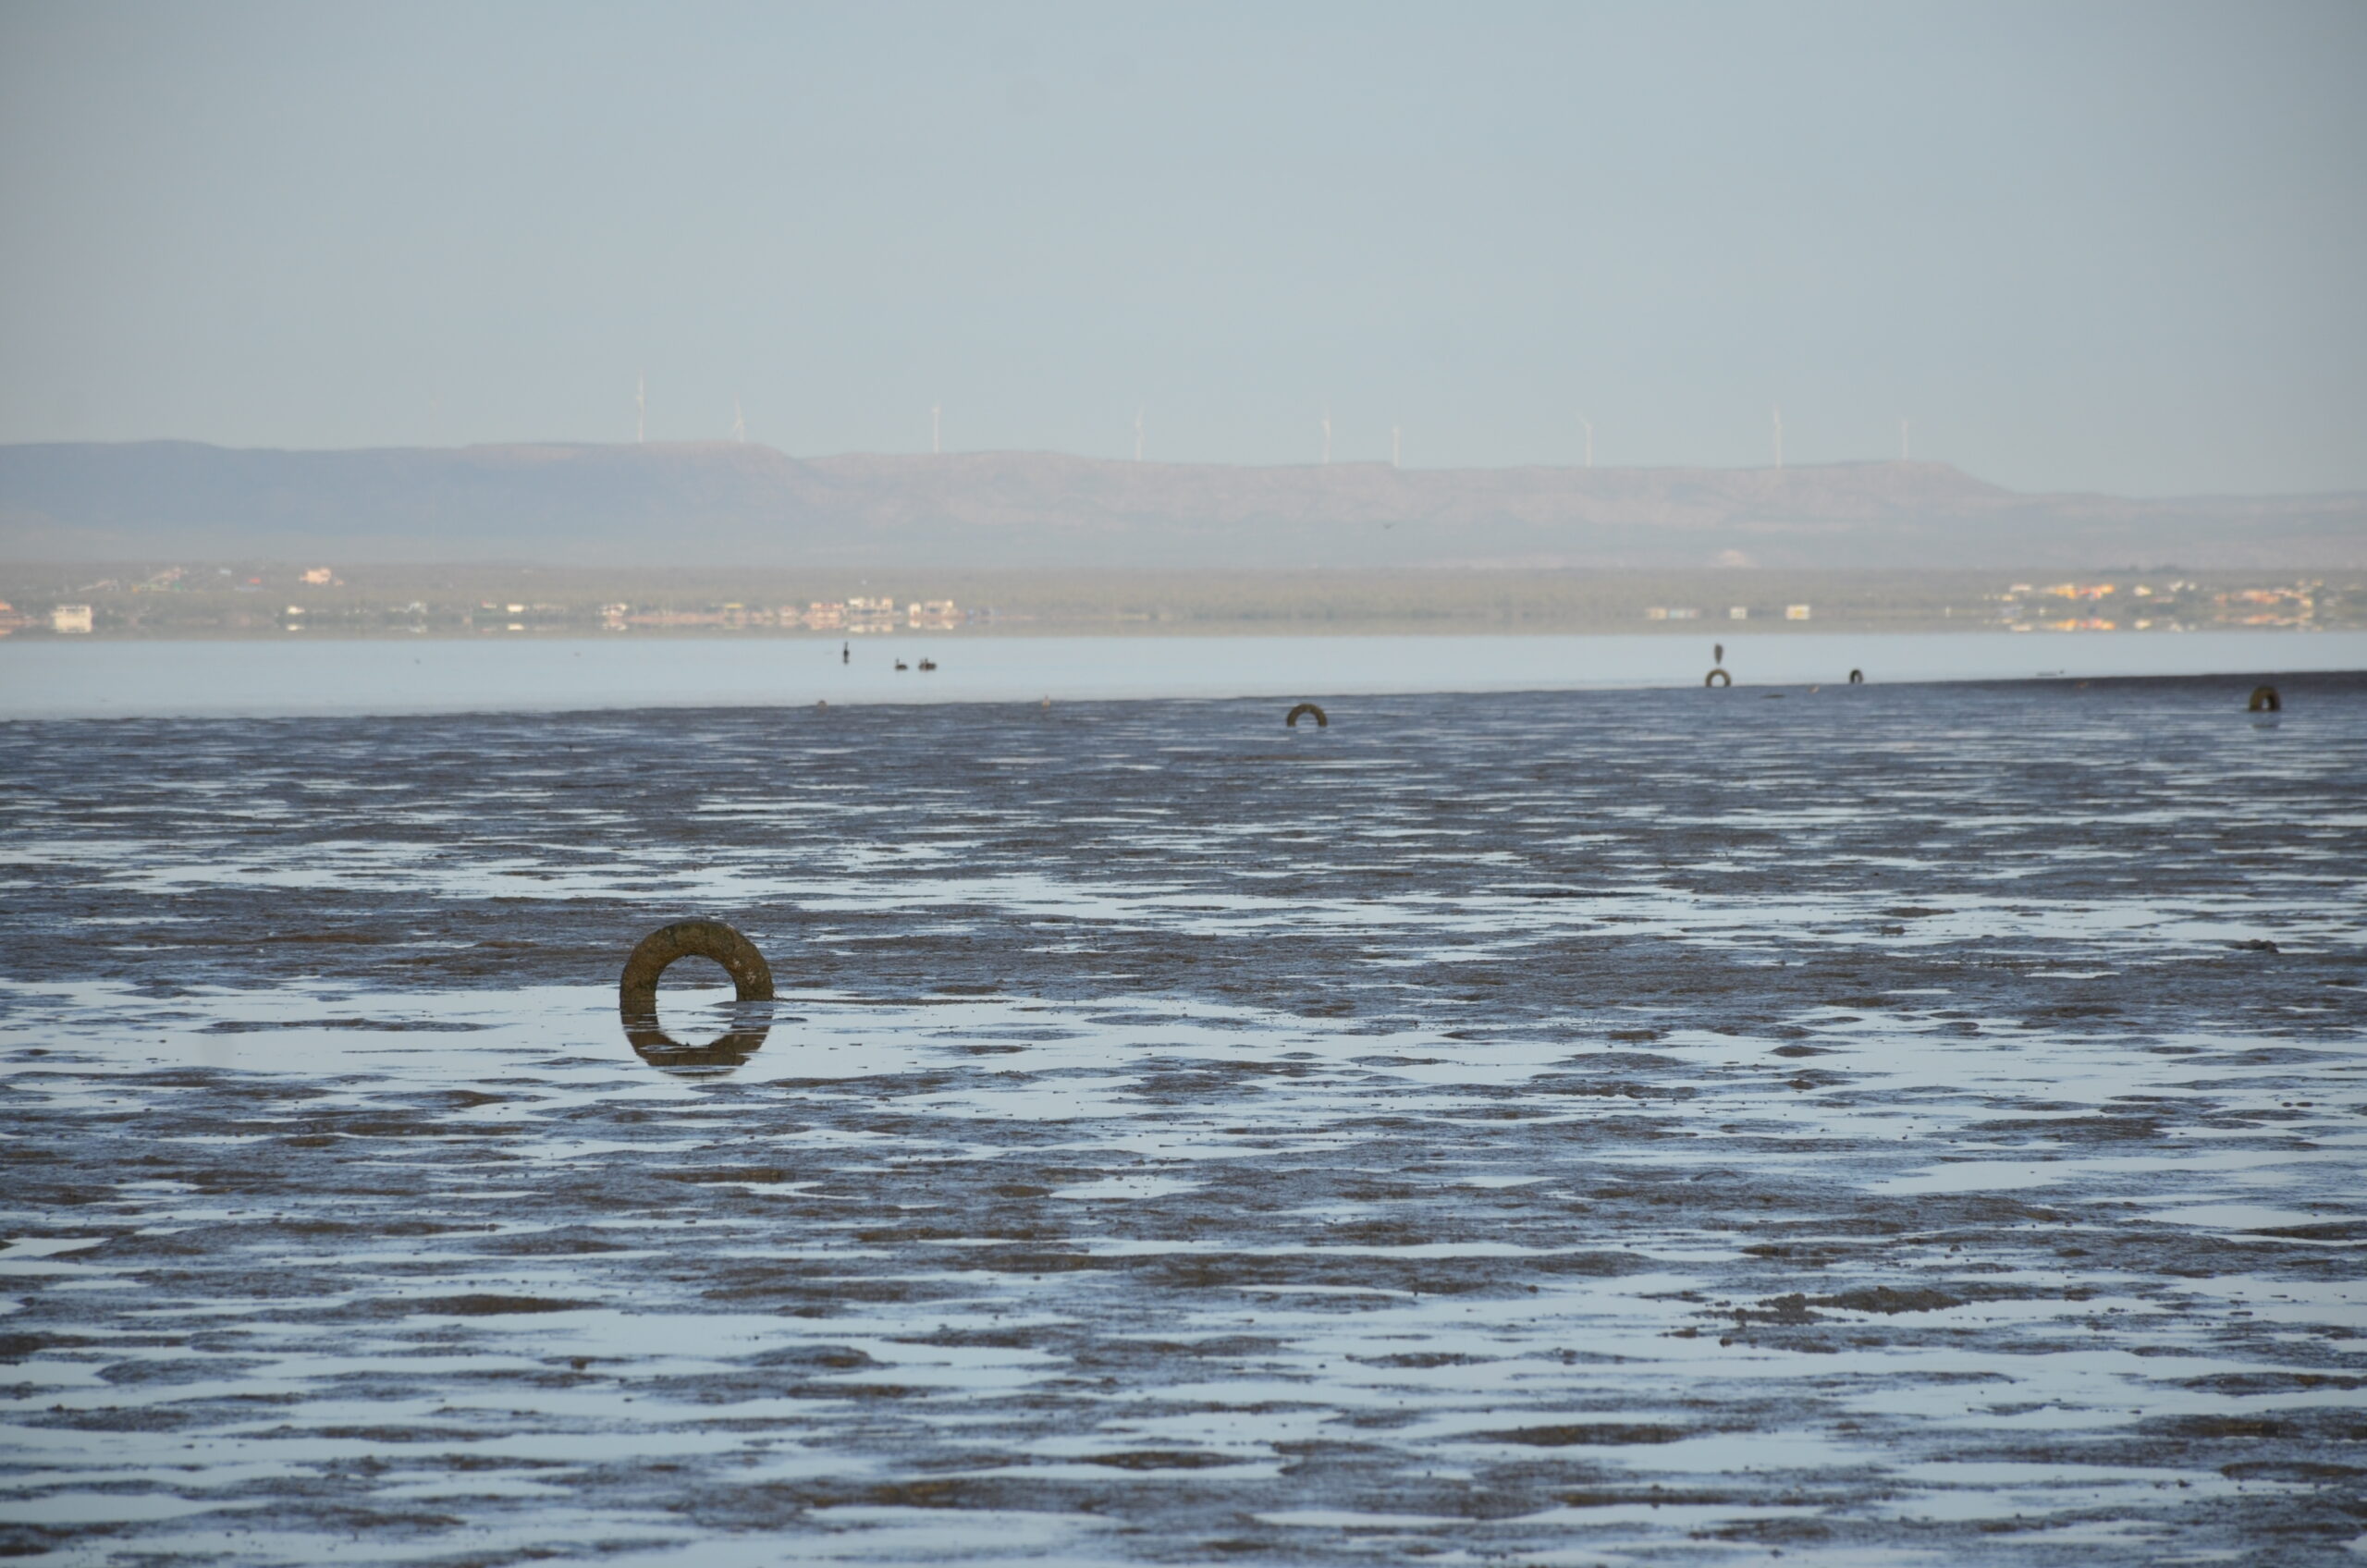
[635,374,646,444]
[730,400,746,444]
[1320,408,1332,466]
[1577,413,1594,469]
[1772,406,1784,470]
[1134,408,1145,461]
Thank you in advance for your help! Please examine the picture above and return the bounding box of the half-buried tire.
[1848,668,1864,685]
[2249,685,2281,713]
[619,920,776,1068]
[1286,703,1328,729]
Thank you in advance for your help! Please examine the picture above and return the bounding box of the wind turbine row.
[622,384,1920,468]
[623,379,754,446]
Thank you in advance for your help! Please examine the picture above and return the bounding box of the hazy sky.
[2,1,2361,494]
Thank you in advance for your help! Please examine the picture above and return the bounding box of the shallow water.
[6,629,2366,718]
[2,675,2363,1564]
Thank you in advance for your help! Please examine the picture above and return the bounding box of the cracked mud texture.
[2,672,2363,1564]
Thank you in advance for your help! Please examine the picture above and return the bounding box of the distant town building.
[300,567,337,585]
[2217,584,2315,627]
[52,604,95,633]
[1785,604,1812,620]
[1728,606,1748,619]
[846,596,899,634]
[588,596,975,634]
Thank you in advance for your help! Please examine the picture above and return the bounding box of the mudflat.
[3,675,2361,1563]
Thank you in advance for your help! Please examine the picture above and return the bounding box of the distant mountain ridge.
[2,440,2360,570]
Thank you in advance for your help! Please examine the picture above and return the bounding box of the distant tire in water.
[1286,703,1328,729]
[1704,668,1732,688]
[1848,668,1864,685]
[619,920,776,1068]
[2249,685,2281,713]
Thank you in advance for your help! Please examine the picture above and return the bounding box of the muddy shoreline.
[4,676,2362,1562]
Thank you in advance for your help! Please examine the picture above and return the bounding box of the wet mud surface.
[3,673,2364,1564]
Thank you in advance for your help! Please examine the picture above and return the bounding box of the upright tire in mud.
[619,920,776,1068]
[1705,668,1732,688]
[2249,685,2281,713]
[1286,703,1328,729]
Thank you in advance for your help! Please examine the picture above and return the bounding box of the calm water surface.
[3,629,2364,717]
